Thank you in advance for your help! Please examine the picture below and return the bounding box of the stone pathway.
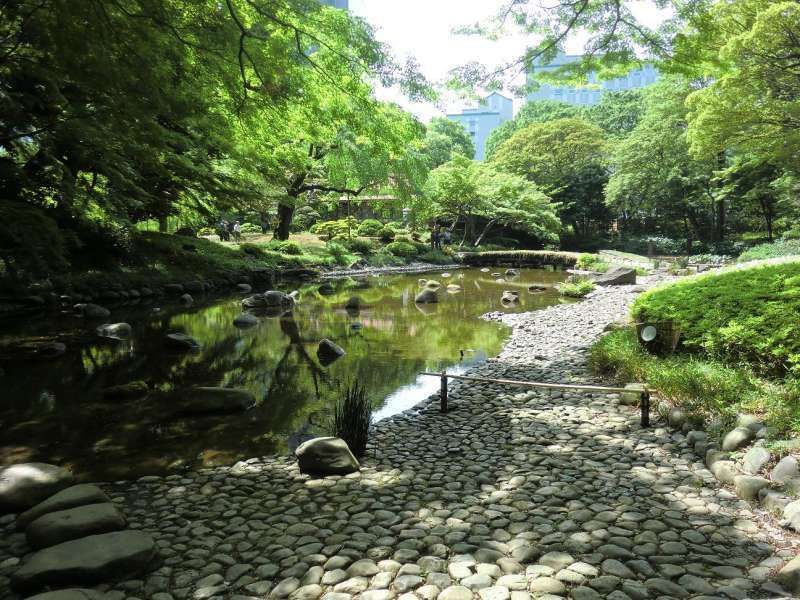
[1,280,798,599]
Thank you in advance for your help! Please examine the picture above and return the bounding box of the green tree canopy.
[491,118,609,238]
[422,117,475,168]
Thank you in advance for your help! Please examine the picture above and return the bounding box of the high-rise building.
[527,53,658,106]
[446,92,513,161]
[320,0,348,8]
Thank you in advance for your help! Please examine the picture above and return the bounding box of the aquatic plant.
[332,381,372,458]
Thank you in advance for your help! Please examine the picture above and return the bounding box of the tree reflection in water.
[0,267,567,480]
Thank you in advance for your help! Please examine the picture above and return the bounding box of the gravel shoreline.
[1,277,797,599]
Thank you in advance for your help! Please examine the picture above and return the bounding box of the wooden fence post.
[440,371,448,413]
[640,391,650,428]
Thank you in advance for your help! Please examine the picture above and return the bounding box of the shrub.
[239,243,265,257]
[312,217,358,239]
[367,249,405,267]
[575,253,610,272]
[332,382,372,458]
[343,238,376,255]
[590,329,748,421]
[197,227,215,237]
[266,240,303,255]
[324,241,353,266]
[738,239,800,263]
[418,250,454,265]
[0,202,69,281]
[240,222,262,235]
[632,262,800,376]
[557,279,596,298]
[377,226,396,243]
[356,219,383,237]
[384,241,418,258]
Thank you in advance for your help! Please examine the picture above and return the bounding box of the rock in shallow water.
[11,530,155,592]
[0,463,74,513]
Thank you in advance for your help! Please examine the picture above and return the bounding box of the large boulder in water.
[96,323,131,340]
[233,313,259,328]
[415,288,439,304]
[171,387,256,416]
[591,267,637,286]
[242,290,295,315]
[73,303,110,319]
[317,339,346,366]
[102,381,148,400]
[295,437,360,475]
[25,590,108,600]
[17,484,110,530]
[501,290,520,304]
[11,530,155,592]
[26,503,127,549]
[164,333,200,350]
[0,463,74,513]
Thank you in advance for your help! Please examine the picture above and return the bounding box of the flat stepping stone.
[26,502,127,549]
[17,484,109,530]
[11,530,155,593]
[25,590,107,600]
[0,463,74,513]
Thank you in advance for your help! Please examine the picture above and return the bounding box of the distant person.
[233,220,242,242]
[434,226,442,250]
[218,219,229,241]
[430,225,438,250]
[441,228,452,248]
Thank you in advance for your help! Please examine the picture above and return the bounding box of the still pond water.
[0,267,568,481]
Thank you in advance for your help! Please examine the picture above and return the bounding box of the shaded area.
[0,268,566,480]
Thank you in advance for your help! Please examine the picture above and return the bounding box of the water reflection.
[0,267,566,480]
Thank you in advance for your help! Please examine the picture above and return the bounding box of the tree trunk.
[274,203,295,241]
[158,216,168,233]
[474,219,498,248]
[716,199,725,241]
[759,197,774,241]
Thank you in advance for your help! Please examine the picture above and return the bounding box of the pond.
[0,267,568,481]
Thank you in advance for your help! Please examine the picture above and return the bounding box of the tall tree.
[423,117,475,168]
[491,118,609,239]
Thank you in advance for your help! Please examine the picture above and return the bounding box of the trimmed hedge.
[632,261,800,376]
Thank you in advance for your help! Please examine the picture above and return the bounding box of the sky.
[347,0,670,122]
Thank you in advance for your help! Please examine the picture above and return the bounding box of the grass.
[557,279,596,298]
[590,328,800,434]
[632,261,800,377]
[575,253,610,272]
[332,382,372,459]
[738,239,800,263]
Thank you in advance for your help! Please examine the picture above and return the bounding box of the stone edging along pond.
[3,270,800,598]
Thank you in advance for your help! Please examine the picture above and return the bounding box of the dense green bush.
[633,262,800,376]
[356,219,383,237]
[324,241,353,266]
[738,239,800,263]
[0,203,69,281]
[240,222,262,235]
[367,249,405,267]
[575,253,610,272]
[294,206,322,230]
[312,217,358,239]
[343,238,376,255]
[557,279,596,298]
[384,241,418,258]
[266,240,303,255]
[377,226,396,243]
